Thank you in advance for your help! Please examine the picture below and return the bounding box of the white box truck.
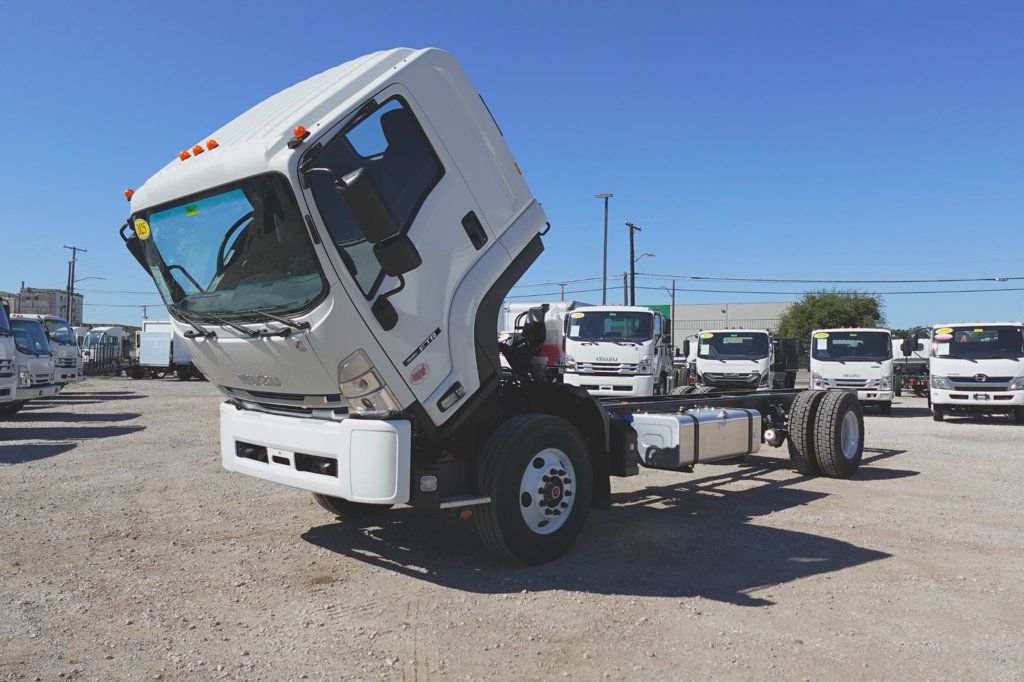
[136,320,197,380]
[926,322,1024,423]
[0,300,17,410]
[119,47,868,563]
[4,317,59,414]
[13,314,83,387]
[809,328,895,415]
[684,329,799,392]
[562,306,674,397]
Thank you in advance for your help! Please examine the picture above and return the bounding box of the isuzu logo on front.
[238,374,283,387]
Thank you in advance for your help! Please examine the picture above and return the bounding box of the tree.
[777,290,885,341]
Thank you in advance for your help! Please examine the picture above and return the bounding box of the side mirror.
[119,222,148,271]
[336,167,401,244]
[904,334,918,357]
[674,348,681,357]
[682,339,691,358]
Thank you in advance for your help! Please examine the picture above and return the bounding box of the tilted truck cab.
[809,328,895,415]
[927,322,1024,423]
[121,48,868,563]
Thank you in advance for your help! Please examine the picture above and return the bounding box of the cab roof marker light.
[192,144,205,155]
[124,189,134,201]
[287,125,310,149]
[179,150,191,160]
[206,139,219,150]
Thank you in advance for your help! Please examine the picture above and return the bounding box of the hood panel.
[567,343,648,363]
[697,359,765,373]
[814,360,889,380]
[931,357,1023,379]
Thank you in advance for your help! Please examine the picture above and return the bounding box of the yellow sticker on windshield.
[700,332,714,339]
[570,312,585,319]
[973,328,984,332]
[185,205,199,217]
[814,332,829,338]
[935,327,953,334]
[134,218,151,240]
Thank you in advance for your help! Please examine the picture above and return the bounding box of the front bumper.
[219,403,411,504]
[856,389,893,402]
[55,369,84,384]
[931,388,1024,408]
[13,383,60,401]
[564,373,655,397]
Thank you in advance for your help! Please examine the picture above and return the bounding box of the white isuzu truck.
[927,322,1024,423]
[562,306,673,397]
[119,47,867,563]
[13,314,84,388]
[4,317,59,414]
[809,328,895,415]
[684,329,799,392]
[0,300,17,411]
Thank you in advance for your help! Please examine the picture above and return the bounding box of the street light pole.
[624,221,642,306]
[63,245,87,323]
[595,193,612,304]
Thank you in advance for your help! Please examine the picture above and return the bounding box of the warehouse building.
[0,286,84,325]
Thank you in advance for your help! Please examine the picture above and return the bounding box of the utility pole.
[624,221,641,306]
[559,283,565,302]
[595,193,613,304]
[63,245,86,323]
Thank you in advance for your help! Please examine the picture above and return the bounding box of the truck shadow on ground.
[0,425,146,441]
[4,411,142,423]
[303,451,913,606]
[0,442,77,464]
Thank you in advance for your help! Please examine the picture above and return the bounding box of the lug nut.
[558,469,565,476]
[549,468,558,475]
[563,479,572,485]
[560,502,568,509]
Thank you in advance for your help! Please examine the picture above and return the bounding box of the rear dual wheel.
[787,390,863,478]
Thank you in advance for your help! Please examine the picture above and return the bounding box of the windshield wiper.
[247,308,311,331]
[197,313,260,338]
[168,305,216,338]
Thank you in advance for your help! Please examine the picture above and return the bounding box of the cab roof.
[932,322,1023,328]
[812,327,891,334]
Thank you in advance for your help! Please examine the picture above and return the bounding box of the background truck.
[562,305,674,396]
[134,320,199,380]
[498,300,588,381]
[683,329,799,391]
[893,335,929,396]
[13,314,83,387]
[3,317,59,414]
[81,326,132,371]
[926,322,1024,423]
[810,328,895,415]
[119,46,867,564]
[0,299,17,410]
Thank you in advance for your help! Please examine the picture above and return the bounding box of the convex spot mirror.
[374,235,422,277]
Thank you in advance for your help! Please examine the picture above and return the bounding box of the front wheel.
[932,404,944,422]
[475,414,592,564]
[1013,407,1023,424]
[312,493,393,518]
[878,401,892,416]
[895,382,902,397]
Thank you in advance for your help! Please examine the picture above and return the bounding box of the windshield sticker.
[973,328,984,332]
[936,333,953,341]
[699,344,711,354]
[817,338,828,350]
[569,325,580,336]
[814,332,829,339]
[700,332,714,339]
[185,204,200,217]
[133,218,151,240]
[937,343,950,355]
[570,312,585,319]
[935,327,953,334]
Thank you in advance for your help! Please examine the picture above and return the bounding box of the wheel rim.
[519,448,576,535]
[840,410,860,460]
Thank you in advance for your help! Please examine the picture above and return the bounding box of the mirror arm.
[299,167,348,190]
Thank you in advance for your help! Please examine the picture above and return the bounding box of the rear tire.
[812,391,864,478]
[787,390,826,476]
[475,414,592,564]
[692,386,716,394]
[312,494,393,518]
[670,385,694,395]
[0,401,25,416]
[878,401,892,416]
[176,366,192,381]
[895,382,902,397]
[932,404,944,422]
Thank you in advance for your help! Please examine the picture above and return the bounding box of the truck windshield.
[933,326,1024,360]
[83,331,107,349]
[812,331,891,362]
[43,319,76,345]
[697,332,769,360]
[11,319,51,355]
[567,311,653,342]
[133,173,325,321]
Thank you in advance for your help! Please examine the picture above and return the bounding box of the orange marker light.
[293,125,308,139]
[192,144,205,155]
[124,189,135,201]
[179,150,191,160]
[206,139,219,150]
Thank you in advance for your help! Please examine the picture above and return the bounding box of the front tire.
[1013,407,1023,424]
[878,401,892,416]
[932,404,944,422]
[475,414,592,564]
[312,493,393,518]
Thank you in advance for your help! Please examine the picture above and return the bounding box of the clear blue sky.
[1,1,1022,327]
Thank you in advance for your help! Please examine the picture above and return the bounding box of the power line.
[636,271,1024,284]
[77,288,161,295]
[507,284,1024,300]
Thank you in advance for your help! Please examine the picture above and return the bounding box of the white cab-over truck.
[3,317,59,414]
[13,314,83,387]
[135,320,197,380]
[562,306,673,397]
[120,47,868,563]
[683,329,799,392]
[0,301,17,411]
[810,328,895,415]
[926,322,1024,423]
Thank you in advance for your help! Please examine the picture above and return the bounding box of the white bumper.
[564,373,655,397]
[55,368,84,384]
[219,403,411,504]
[856,389,893,402]
[0,378,15,403]
[931,389,1024,408]
[13,383,60,401]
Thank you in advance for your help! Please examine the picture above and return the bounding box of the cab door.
[299,83,505,409]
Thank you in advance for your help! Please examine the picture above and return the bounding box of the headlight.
[811,372,828,389]
[880,374,892,390]
[1009,375,1024,391]
[756,370,768,385]
[931,375,953,390]
[337,350,401,418]
[637,355,653,375]
[18,367,31,388]
[564,355,576,371]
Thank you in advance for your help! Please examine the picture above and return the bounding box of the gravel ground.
[2,378,1023,680]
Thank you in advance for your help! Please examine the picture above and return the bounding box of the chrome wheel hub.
[519,448,576,535]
